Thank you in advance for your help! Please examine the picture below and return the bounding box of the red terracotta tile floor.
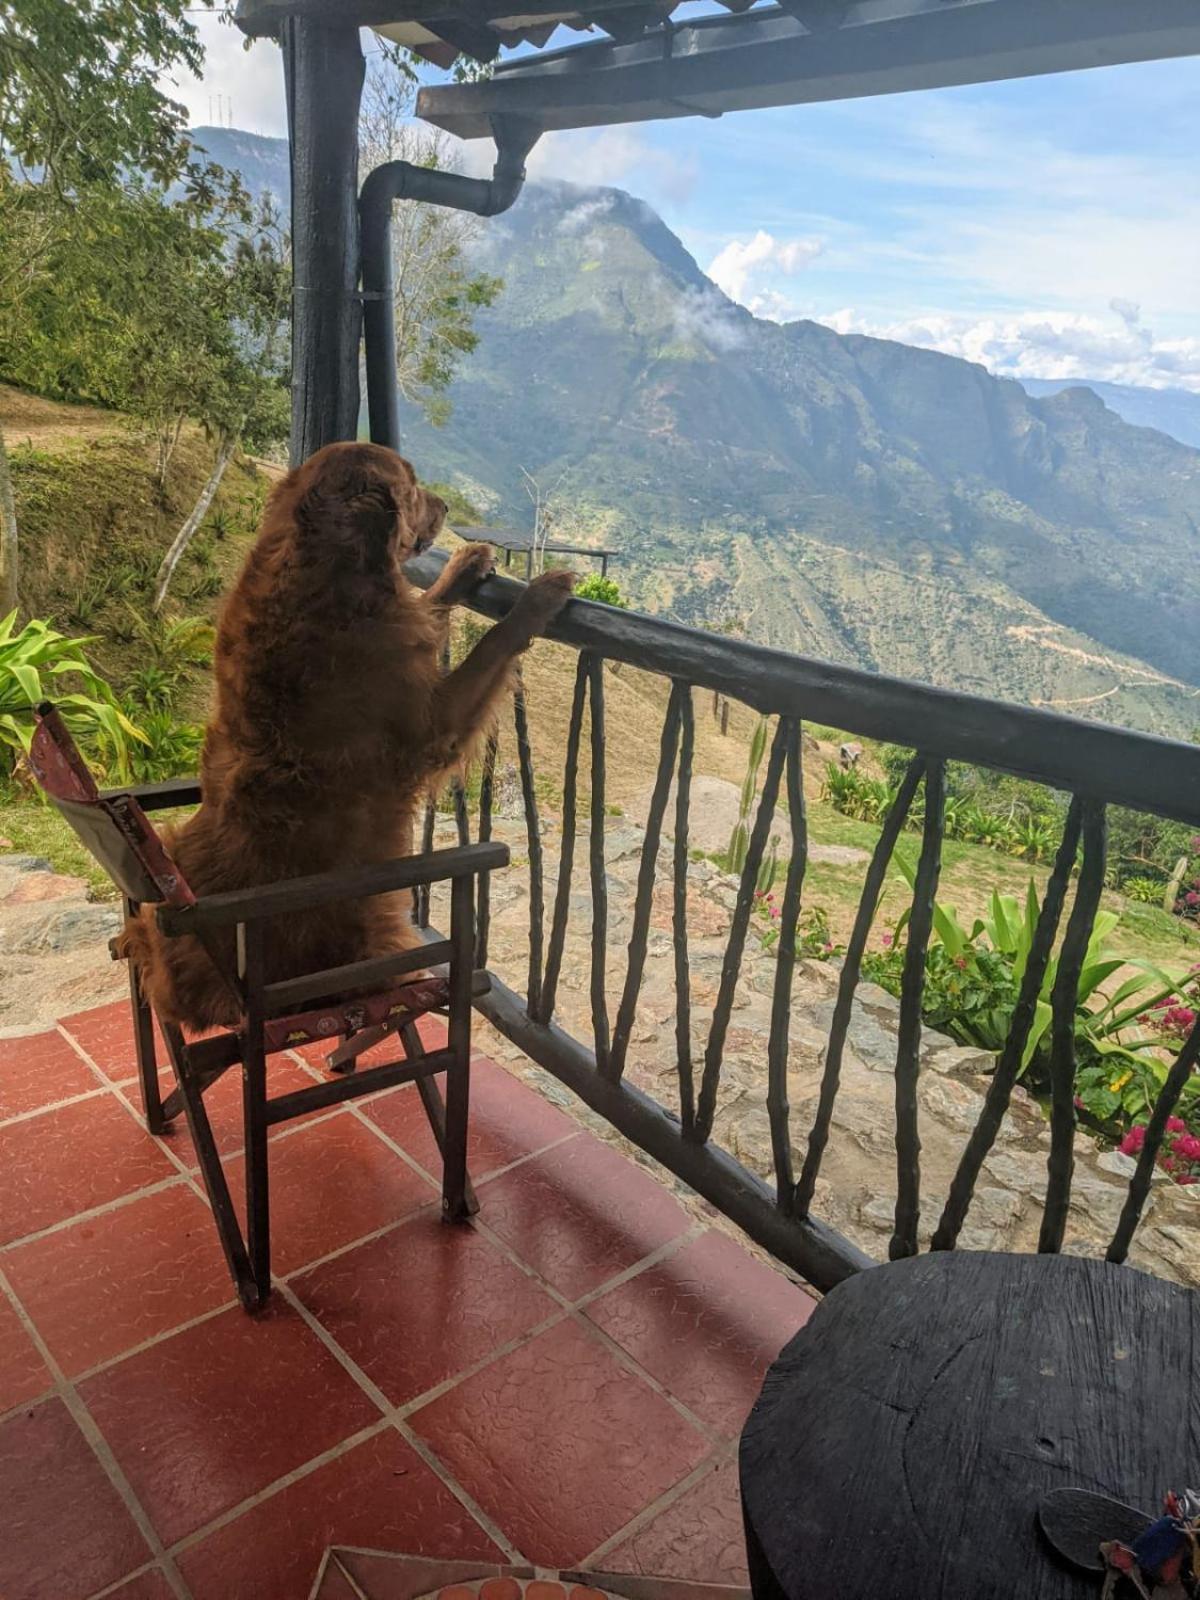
[0,999,817,1600]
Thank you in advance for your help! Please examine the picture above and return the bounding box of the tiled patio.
[0,999,816,1600]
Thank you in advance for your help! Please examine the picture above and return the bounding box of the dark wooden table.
[740,1252,1197,1600]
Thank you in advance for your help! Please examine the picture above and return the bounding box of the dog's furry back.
[124,443,451,1029]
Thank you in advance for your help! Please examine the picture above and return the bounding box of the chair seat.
[262,974,451,1053]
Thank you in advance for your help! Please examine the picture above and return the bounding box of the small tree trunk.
[152,433,235,612]
[156,415,185,488]
[0,423,18,616]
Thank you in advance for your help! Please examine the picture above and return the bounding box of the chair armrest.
[100,778,203,811]
[156,841,509,935]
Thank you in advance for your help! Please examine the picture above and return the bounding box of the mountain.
[1018,378,1200,451]
[387,182,1199,735]
[193,130,1200,736]
[187,126,289,210]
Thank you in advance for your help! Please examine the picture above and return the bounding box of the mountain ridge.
[191,130,1200,737]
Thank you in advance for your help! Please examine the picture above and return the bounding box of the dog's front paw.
[439,541,496,600]
[515,568,575,637]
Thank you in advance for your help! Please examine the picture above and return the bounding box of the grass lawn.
[804,799,1199,973]
[0,796,196,903]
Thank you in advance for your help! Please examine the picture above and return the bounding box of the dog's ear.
[295,453,405,552]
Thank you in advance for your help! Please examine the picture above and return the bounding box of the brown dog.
[124,441,573,1031]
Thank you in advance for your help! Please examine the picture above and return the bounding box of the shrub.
[574,573,628,608]
[125,709,204,783]
[0,611,143,784]
[863,858,1200,1172]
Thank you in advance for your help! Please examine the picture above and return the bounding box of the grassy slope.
[3,387,1196,977]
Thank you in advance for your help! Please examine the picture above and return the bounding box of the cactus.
[726,715,769,873]
[757,833,781,896]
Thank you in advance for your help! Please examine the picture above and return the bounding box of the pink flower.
[1173,1133,1200,1162]
[823,941,834,953]
[1167,1116,1187,1132]
[1187,892,1200,908]
[1119,1126,1147,1156]
[953,955,967,970]
[1178,1175,1197,1186]
[1190,836,1200,853]
[882,932,894,948]
[1074,1095,1086,1111]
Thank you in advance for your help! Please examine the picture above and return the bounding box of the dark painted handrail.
[407,548,1200,827]
[407,546,1200,1292]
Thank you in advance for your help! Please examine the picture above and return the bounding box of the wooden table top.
[739,1252,1198,1600]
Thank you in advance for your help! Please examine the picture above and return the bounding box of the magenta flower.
[1119,1125,1147,1156]
[882,931,893,947]
[1174,1133,1200,1163]
[1167,1116,1187,1133]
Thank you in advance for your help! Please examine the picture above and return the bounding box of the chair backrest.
[27,703,196,909]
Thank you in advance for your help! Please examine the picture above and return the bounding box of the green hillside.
[387,182,1200,737]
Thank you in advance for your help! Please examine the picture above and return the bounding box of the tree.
[151,197,290,611]
[0,0,207,614]
[358,47,502,425]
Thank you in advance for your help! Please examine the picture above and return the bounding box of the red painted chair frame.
[27,703,507,1311]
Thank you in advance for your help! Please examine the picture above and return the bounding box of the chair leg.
[162,1022,260,1310]
[128,960,166,1135]
[242,1031,271,1307]
[400,1021,478,1219]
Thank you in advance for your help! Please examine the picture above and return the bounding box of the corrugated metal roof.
[235,1,767,62]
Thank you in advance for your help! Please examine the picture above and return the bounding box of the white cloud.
[673,285,746,353]
[706,230,822,308]
[823,305,1200,393]
[524,126,697,206]
[160,13,288,137]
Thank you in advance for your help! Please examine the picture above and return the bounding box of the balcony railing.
[408,546,1200,1292]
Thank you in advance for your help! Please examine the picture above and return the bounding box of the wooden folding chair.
[27,702,507,1312]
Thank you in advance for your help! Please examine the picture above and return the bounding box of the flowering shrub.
[752,892,841,962]
[864,859,1200,1181]
[1118,1119,1200,1185]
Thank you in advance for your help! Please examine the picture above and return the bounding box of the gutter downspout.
[360,115,542,452]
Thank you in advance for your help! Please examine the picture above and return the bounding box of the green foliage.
[1124,876,1167,906]
[864,856,1197,1150]
[574,573,628,608]
[0,1,201,183]
[753,895,841,962]
[124,708,203,783]
[0,610,142,781]
[825,761,1066,864]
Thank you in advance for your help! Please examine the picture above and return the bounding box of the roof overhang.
[415,0,1200,139]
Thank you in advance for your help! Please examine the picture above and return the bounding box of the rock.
[983,1150,1049,1197]
[810,999,898,1074]
[1,904,121,955]
[919,1074,986,1133]
[0,854,53,877]
[1096,1149,1167,1183]
[2,871,89,906]
[921,1042,998,1078]
[1070,1171,1137,1231]
[808,843,871,867]
[971,1186,1024,1230]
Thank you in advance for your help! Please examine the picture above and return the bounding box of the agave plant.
[0,611,144,783]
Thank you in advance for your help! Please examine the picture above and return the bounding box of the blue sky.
[171,12,1200,390]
